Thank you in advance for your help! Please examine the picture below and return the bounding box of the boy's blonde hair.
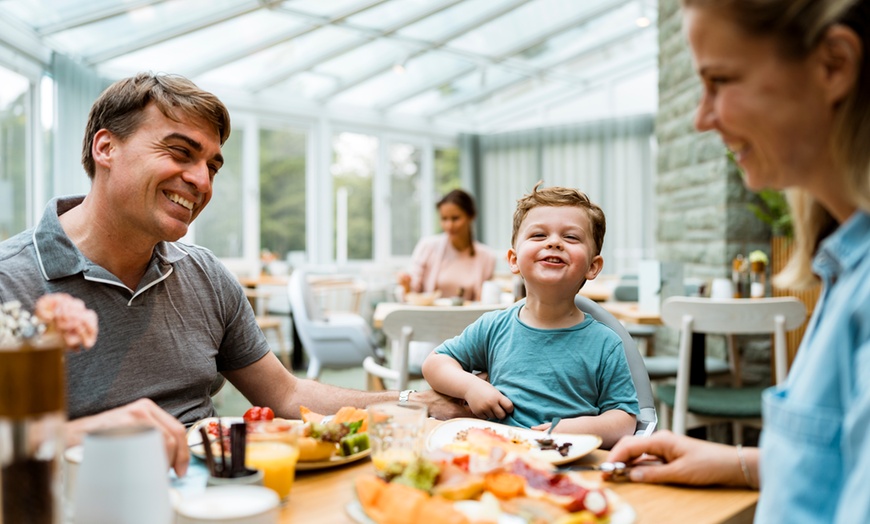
[511,182,606,255]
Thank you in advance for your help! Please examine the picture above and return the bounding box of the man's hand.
[65,398,190,477]
[413,389,473,420]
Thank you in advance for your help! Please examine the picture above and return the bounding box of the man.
[0,72,468,476]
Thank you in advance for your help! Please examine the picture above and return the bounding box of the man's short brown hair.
[81,72,231,178]
[511,182,606,255]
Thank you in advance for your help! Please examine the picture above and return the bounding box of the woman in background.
[398,189,496,302]
[607,1,870,522]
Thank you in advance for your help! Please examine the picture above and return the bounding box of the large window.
[260,125,307,259]
[389,142,421,256]
[332,132,376,261]
[0,66,29,241]
[196,129,244,257]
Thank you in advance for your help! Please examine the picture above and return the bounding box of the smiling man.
[0,72,469,476]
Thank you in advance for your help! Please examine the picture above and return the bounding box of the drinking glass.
[367,401,428,473]
[245,434,300,502]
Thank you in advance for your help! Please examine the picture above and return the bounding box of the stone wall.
[655,0,773,385]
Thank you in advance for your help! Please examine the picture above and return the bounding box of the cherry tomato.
[243,406,275,422]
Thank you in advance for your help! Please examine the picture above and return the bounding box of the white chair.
[657,297,806,442]
[363,305,495,391]
[288,269,379,380]
[574,295,658,436]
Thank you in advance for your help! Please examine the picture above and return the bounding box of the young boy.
[421,184,638,448]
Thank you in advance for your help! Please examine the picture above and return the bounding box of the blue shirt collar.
[813,211,870,284]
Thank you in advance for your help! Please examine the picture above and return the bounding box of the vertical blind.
[473,115,655,276]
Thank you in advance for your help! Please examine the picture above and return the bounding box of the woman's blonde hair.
[683,0,870,288]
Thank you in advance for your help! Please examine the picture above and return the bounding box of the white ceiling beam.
[471,54,656,133]
[426,25,653,118]
[313,0,535,102]
[82,1,286,65]
[251,0,465,92]
[38,0,170,35]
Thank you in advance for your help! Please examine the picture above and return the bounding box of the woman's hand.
[606,430,753,487]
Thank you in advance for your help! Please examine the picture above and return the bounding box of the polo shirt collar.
[33,196,190,283]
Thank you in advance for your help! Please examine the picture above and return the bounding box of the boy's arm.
[422,353,514,420]
[532,410,636,449]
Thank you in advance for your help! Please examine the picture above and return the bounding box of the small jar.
[750,261,766,298]
[1,334,66,524]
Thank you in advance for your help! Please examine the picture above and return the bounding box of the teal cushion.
[656,384,765,418]
[644,356,731,380]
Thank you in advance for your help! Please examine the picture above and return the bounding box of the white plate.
[426,418,602,466]
[345,498,636,524]
[295,449,370,471]
[187,417,370,470]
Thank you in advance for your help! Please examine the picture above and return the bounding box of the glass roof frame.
[0,0,658,134]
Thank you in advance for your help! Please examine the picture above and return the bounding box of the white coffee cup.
[480,281,501,305]
[73,425,173,524]
[175,485,279,524]
[63,444,84,519]
[710,278,735,300]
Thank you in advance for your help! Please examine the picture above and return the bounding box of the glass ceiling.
[0,0,658,133]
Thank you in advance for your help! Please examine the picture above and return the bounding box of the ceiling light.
[636,16,651,27]
[392,56,409,75]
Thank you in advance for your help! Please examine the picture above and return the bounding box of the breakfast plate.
[426,418,602,466]
[187,417,370,470]
[295,449,370,471]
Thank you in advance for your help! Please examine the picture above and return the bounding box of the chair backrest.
[660,296,807,386]
[381,305,497,389]
[574,295,658,436]
[288,269,323,325]
[660,297,806,436]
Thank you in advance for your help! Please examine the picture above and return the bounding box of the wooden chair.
[363,305,496,391]
[245,288,290,368]
[656,297,806,442]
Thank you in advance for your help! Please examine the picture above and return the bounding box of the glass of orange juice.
[245,423,300,501]
[367,401,427,475]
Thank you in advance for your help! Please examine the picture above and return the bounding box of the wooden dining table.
[278,419,758,524]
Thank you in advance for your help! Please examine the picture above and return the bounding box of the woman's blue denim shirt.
[757,211,870,523]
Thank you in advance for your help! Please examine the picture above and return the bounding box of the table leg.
[289,311,305,371]
[687,332,708,440]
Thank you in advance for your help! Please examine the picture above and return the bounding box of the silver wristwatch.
[399,389,416,403]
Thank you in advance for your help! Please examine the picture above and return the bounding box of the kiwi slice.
[340,432,370,456]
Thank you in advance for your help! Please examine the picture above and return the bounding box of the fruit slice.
[340,432,370,456]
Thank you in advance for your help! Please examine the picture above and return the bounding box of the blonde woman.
[607,1,870,522]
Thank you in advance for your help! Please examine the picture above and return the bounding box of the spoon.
[546,416,561,436]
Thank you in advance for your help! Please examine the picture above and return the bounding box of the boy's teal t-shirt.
[434,302,639,428]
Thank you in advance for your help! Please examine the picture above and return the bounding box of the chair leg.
[367,373,386,391]
[307,359,321,381]
[732,422,744,446]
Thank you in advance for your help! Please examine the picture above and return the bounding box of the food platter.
[345,496,637,524]
[295,449,370,471]
[426,418,602,466]
[187,417,370,470]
